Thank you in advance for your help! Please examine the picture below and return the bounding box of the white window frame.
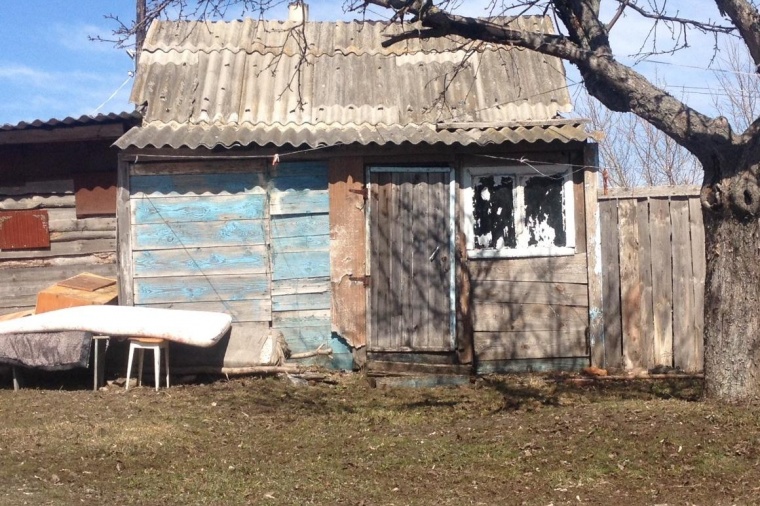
[463,165,576,259]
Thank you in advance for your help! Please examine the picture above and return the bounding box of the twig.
[289,343,333,360]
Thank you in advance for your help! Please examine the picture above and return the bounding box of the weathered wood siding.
[0,178,117,316]
[270,162,352,369]
[598,186,705,372]
[126,160,351,370]
[469,178,591,374]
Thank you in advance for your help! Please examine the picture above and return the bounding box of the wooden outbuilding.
[0,112,140,316]
[113,8,602,374]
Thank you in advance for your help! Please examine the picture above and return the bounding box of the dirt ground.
[0,370,758,505]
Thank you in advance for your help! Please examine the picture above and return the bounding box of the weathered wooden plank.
[618,199,643,369]
[649,198,674,367]
[0,252,116,270]
[0,195,75,210]
[140,299,271,323]
[133,245,269,277]
[0,239,115,259]
[131,173,266,198]
[472,302,589,332]
[131,159,265,176]
[271,161,328,180]
[397,172,413,349]
[328,156,367,348]
[270,214,329,238]
[476,357,587,374]
[133,274,269,304]
[598,185,701,200]
[132,194,267,224]
[48,215,116,233]
[469,254,589,283]
[583,148,603,367]
[671,198,696,371]
[272,277,330,296]
[370,172,392,351]
[428,171,452,350]
[599,199,623,368]
[272,309,331,328]
[0,179,74,196]
[272,292,331,312]
[689,197,706,372]
[636,198,655,369]
[49,230,115,242]
[270,234,329,253]
[0,294,37,309]
[271,250,330,281]
[573,168,587,254]
[269,189,329,215]
[270,175,329,192]
[474,329,588,360]
[411,171,430,349]
[133,220,267,250]
[0,263,115,293]
[117,159,134,306]
[471,280,588,306]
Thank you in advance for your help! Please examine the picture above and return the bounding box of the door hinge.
[348,274,371,287]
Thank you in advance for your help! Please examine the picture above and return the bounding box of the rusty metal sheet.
[74,172,117,217]
[0,210,50,250]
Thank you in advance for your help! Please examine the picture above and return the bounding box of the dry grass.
[0,372,758,505]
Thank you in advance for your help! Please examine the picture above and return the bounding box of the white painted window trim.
[463,164,576,259]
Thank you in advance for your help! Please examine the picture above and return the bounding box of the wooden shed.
[0,112,140,317]
[113,10,602,374]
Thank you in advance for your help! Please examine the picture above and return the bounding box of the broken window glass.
[523,174,566,247]
[472,175,516,249]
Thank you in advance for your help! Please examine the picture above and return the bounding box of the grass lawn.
[0,372,758,505]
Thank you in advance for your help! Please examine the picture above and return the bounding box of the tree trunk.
[703,169,760,402]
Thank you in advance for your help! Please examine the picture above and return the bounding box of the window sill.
[467,247,577,259]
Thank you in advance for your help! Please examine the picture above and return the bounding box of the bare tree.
[577,92,701,188]
[109,0,760,403]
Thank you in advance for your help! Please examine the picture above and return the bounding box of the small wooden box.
[35,273,118,314]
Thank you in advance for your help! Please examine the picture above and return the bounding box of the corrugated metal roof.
[1,111,141,131]
[116,121,589,149]
[118,17,588,149]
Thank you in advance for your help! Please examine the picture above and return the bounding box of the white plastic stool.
[126,337,170,391]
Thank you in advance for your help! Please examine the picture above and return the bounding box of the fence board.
[637,199,655,368]
[618,200,643,369]
[689,198,706,371]
[670,198,697,371]
[599,199,623,368]
[649,198,674,366]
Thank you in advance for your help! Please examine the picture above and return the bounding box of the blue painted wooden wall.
[269,162,352,370]
[129,163,352,370]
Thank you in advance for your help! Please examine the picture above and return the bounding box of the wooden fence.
[598,186,705,372]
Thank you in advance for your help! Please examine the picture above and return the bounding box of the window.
[463,165,575,258]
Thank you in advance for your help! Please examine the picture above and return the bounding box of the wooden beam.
[583,145,606,366]
[0,123,126,145]
[117,157,134,306]
[598,185,701,200]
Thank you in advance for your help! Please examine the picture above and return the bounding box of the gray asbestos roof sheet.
[118,17,587,149]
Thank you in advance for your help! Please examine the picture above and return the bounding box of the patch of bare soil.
[0,371,757,505]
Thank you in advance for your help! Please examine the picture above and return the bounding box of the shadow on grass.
[481,374,704,412]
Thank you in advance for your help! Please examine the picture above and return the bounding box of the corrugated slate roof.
[2,111,141,131]
[117,16,587,149]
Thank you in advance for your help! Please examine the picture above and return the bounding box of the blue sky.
[0,1,735,127]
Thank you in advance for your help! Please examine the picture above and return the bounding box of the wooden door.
[369,168,453,352]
